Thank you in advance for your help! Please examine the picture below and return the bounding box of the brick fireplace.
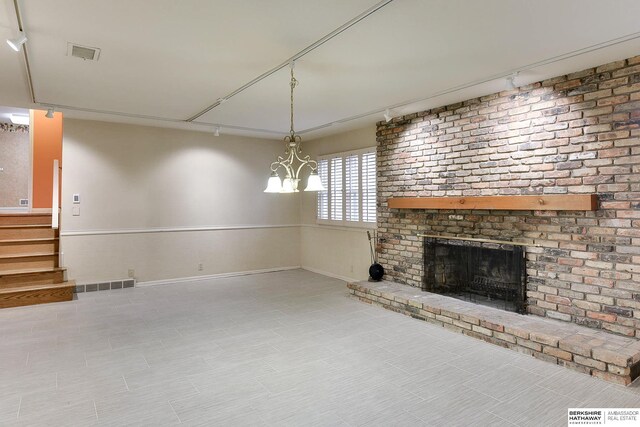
[376,55,640,339]
[424,237,527,314]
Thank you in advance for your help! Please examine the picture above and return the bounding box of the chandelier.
[264,62,324,193]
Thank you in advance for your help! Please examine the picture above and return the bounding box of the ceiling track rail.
[185,0,395,122]
[12,0,35,104]
[44,102,285,135]
[298,30,640,135]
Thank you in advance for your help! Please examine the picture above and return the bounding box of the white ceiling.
[1,0,640,140]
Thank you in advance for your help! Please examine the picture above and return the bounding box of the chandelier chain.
[264,61,323,193]
[289,64,298,138]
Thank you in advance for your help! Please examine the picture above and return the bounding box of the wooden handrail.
[52,159,59,229]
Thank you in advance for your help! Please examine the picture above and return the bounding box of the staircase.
[0,213,74,309]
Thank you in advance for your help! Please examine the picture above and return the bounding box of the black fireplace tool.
[367,230,384,281]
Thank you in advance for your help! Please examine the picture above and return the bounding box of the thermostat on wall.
[73,194,80,204]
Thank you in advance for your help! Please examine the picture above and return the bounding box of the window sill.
[313,221,376,231]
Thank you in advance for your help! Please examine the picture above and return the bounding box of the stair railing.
[52,159,59,229]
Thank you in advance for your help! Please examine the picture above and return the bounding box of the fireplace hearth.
[423,237,526,314]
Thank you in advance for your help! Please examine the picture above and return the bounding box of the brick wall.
[376,56,640,338]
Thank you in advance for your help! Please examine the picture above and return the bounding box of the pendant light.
[264,62,324,193]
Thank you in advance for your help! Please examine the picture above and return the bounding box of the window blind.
[330,157,343,221]
[317,159,328,220]
[317,148,375,226]
[345,154,359,222]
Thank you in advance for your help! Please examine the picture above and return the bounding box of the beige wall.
[60,119,376,284]
[301,126,377,281]
[61,119,300,283]
[0,125,29,208]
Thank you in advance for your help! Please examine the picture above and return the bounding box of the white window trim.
[316,147,376,229]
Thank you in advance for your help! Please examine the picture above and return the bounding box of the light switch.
[72,206,80,216]
[73,194,80,204]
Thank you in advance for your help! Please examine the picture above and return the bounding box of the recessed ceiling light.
[67,43,101,61]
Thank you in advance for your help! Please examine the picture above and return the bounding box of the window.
[345,154,359,222]
[317,148,376,227]
[316,160,329,220]
[330,157,343,221]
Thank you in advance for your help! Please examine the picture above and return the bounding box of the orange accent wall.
[31,110,63,209]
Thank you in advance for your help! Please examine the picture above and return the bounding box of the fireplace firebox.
[423,237,526,314]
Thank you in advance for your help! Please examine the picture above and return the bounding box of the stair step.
[0,254,57,272]
[0,252,58,259]
[0,214,52,226]
[0,240,58,257]
[0,225,52,229]
[0,267,65,288]
[0,280,74,309]
[0,228,56,240]
[0,238,57,243]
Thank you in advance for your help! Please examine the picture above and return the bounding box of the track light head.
[383,109,392,123]
[506,72,519,90]
[10,114,29,125]
[45,107,54,119]
[7,32,27,52]
[214,126,220,137]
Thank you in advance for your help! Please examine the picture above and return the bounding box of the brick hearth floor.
[349,280,640,386]
[0,269,638,426]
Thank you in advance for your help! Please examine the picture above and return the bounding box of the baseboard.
[30,208,52,213]
[137,266,301,287]
[301,266,362,283]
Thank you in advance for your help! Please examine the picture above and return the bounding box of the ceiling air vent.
[67,43,101,61]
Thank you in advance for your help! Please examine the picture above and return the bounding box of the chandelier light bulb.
[281,177,297,193]
[264,173,282,193]
[304,172,324,192]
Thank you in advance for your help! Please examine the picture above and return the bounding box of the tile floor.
[0,269,638,426]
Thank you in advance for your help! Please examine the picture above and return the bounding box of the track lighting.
[383,108,397,123]
[214,126,220,137]
[7,32,27,52]
[10,114,29,125]
[45,107,55,119]
[506,73,518,90]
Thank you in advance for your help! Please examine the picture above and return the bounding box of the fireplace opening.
[423,237,526,314]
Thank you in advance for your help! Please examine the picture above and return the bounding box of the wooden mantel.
[387,194,598,211]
